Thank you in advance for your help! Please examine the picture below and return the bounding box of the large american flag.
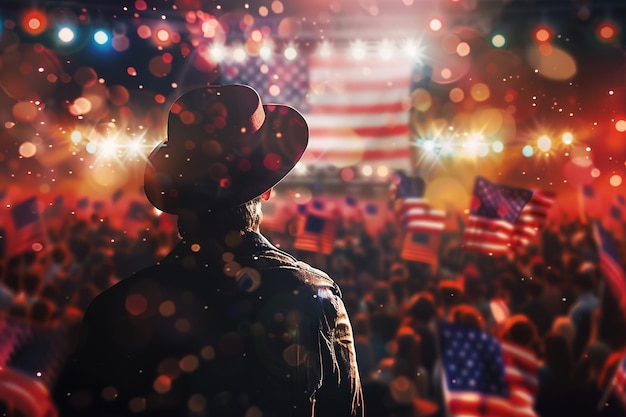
[438,322,538,417]
[220,50,413,170]
[512,189,556,247]
[462,177,533,256]
[593,221,626,316]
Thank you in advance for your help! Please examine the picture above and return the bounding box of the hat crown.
[166,85,265,150]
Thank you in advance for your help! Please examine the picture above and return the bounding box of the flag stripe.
[513,190,555,247]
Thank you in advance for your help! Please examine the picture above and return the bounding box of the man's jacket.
[53,231,363,417]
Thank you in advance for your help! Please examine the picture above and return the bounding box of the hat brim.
[144,102,308,214]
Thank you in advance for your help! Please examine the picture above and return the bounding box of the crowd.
[0,196,625,417]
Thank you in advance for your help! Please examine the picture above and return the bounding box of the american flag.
[592,221,626,315]
[512,189,556,247]
[438,322,538,417]
[221,50,413,170]
[399,198,446,234]
[400,231,440,266]
[462,177,532,256]
[610,351,626,409]
[293,201,337,255]
[7,196,46,256]
[391,172,441,233]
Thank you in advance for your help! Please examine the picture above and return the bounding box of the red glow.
[534,26,552,43]
[22,9,47,35]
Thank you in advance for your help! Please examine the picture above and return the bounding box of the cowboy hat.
[144,84,308,214]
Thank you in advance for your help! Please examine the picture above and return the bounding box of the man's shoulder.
[84,264,161,316]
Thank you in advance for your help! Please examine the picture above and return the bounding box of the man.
[53,84,363,417]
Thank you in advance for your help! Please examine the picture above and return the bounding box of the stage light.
[85,142,98,154]
[259,44,272,60]
[428,17,443,32]
[402,38,425,63]
[317,40,333,58]
[476,142,489,157]
[98,139,117,157]
[284,44,298,61]
[562,132,574,144]
[58,27,75,43]
[70,131,82,144]
[537,135,552,152]
[233,46,246,62]
[422,139,435,151]
[350,40,367,60]
[377,166,389,177]
[361,165,373,177]
[209,44,226,62]
[93,30,109,45]
[377,39,394,61]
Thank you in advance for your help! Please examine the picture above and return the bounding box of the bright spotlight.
[259,44,272,60]
[562,132,573,145]
[423,139,435,151]
[377,39,394,61]
[126,139,143,156]
[98,139,118,157]
[537,135,552,152]
[401,38,425,64]
[209,44,226,62]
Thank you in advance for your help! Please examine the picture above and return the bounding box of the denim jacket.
[54,231,363,417]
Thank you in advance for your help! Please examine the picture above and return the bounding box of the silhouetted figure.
[53,84,363,417]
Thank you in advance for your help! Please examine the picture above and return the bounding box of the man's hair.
[178,196,262,238]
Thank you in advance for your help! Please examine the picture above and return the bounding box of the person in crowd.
[535,332,575,417]
[53,84,363,417]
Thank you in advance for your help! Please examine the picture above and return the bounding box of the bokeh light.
[597,21,618,42]
[22,9,47,35]
[491,34,506,48]
[429,18,443,32]
[534,26,552,43]
[58,27,75,43]
[562,132,574,145]
[19,142,37,158]
[522,145,534,157]
[537,135,551,152]
[93,30,109,45]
